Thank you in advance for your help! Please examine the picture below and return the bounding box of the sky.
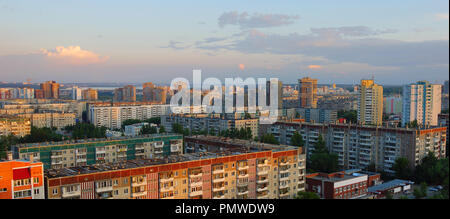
[0,0,448,85]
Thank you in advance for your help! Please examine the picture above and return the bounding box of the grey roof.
[368,179,414,193]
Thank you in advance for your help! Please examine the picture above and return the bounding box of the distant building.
[17,113,76,130]
[34,89,44,99]
[357,79,383,126]
[0,116,31,137]
[0,159,44,199]
[295,108,338,124]
[114,85,136,102]
[298,77,318,108]
[143,82,167,104]
[402,81,441,127]
[40,81,60,99]
[384,96,402,115]
[82,88,98,101]
[444,80,449,94]
[124,122,151,137]
[72,86,82,100]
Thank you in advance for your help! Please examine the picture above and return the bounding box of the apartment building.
[402,81,442,126]
[264,121,447,173]
[89,104,171,129]
[12,134,183,170]
[114,85,136,102]
[384,95,402,115]
[0,159,44,199]
[82,88,98,101]
[298,77,318,108]
[357,79,384,126]
[40,81,60,99]
[44,136,305,199]
[0,116,31,137]
[162,114,259,138]
[18,113,76,130]
[295,108,338,123]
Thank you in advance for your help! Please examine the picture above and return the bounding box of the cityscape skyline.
[0,0,449,84]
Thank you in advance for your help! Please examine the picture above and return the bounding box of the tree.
[393,157,412,180]
[414,152,448,185]
[20,127,63,143]
[65,123,106,139]
[261,134,279,145]
[121,119,142,129]
[291,131,304,147]
[307,135,339,173]
[337,110,357,124]
[172,123,184,134]
[140,125,157,135]
[295,191,320,199]
[159,125,166,134]
[413,182,428,199]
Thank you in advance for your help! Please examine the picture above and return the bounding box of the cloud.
[308,65,322,69]
[218,11,299,29]
[40,46,109,65]
[310,26,397,37]
[435,13,449,21]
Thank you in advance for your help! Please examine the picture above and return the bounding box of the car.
[435,186,443,190]
[429,188,439,192]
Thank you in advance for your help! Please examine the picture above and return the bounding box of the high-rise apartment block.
[298,77,318,108]
[402,81,442,127]
[114,85,136,102]
[0,159,44,199]
[265,121,446,174]
[143,82,167,104]
[357,80,383,126]
[82,88,98,101]
[17,113,76,130]
[72,86,82,100]
[12,134,183,170]
[40,81,60,99]
[44,136,306,199]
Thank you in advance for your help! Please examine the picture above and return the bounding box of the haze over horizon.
[0,0,448,85]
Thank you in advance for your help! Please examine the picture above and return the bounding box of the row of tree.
[65,123,107,139]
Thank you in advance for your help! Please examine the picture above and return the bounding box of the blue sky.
[0,0,448,84]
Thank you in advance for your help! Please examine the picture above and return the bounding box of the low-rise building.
[368,179,414,199]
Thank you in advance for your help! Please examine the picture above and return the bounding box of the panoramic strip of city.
[0,0,448,210]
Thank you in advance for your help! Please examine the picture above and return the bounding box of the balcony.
[279,161,289,166]
[160,177,174,183]
[96,186,113,193]
[190,172,203,178]
[154,142,164,148]
[212,168,224,174]
[257,187,268,192]
[160,186,174,192]
[279,184,289,189]
[213,195,225,199]
[257,170,269,176]
[237,166,249,171]
[213,186,225,192]
[62,189,81,199]
[212,178,225,183]
[190,181,202,187]
[51,154,62,159]
[132,180,147,187]
[257,194,269,199]
[279,168,290,174]
[190,190,203,197]
[237,190,249,196]
[131,191,147,198]
[238,174,249,179]
[257,179,269,184]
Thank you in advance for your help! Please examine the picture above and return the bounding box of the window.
[124,188,129,194]
[34,189,40,195]
[52,188,58,195]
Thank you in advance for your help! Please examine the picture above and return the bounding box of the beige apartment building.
[357,79,383,126]
[18,113,76,130]
[0,116,31,137]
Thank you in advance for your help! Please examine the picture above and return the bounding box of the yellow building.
[0,116,31,137]
[357,79,383,126]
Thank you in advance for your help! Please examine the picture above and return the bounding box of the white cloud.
[218,11,299,29]
[435,13,449,21]
[40,46,109,65]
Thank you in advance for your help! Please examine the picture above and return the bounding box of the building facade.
[264,121,447,174]
[0,159,44,199]
[89,104,171,130]
[402,81,442,127]
[12,134,183,170]
[45,136,305,199]
[298,77,318,109]
[17,113,76,130]
[0,116,31,137]
[357,79,383,126]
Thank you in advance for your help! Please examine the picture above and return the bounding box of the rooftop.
[13,133,182,149]
[368,179,414,193]
[307,171,368,183]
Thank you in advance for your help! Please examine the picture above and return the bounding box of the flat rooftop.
[13,133,182,149]
[45,150,259,178]
[368,179,414,193]
[185,135,301,152]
